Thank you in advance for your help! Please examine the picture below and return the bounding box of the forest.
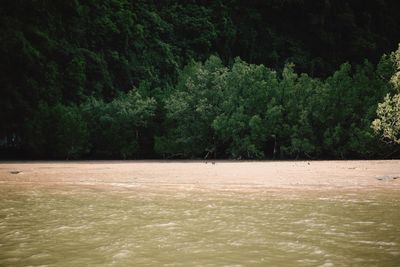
[1,0,400,159]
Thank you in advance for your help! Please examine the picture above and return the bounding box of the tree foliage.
[0,1,399,159]
[372,45,400,144]
[81,91,156,159]
[155,56,226,158]
[159,53,396,159]
[27,104,89,159]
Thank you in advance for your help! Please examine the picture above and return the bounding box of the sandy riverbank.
[0,160,399,190]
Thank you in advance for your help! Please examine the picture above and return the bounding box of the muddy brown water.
[0,185,399,267]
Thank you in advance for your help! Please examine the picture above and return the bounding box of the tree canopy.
[372,45,400,145]
[1,0,400,159]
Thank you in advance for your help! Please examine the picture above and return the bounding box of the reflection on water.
[0,186,399,266]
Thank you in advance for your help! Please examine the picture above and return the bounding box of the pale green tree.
[372,94,400,144]
[372,44,400,144]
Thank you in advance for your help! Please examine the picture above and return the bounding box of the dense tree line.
[1,0,400,159]
[157,54,398,159]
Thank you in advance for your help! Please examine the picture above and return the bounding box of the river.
[0,185,399,266]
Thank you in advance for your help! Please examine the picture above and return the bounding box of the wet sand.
[0,160,399,190]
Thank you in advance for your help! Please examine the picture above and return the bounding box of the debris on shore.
[376,175,399,181]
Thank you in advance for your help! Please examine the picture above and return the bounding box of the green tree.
[26,104,89,159]
[81,90,156,159]
[213,58,279,159]
[155,56,226,158]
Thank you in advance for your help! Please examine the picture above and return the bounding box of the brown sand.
[0,160,399,190]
